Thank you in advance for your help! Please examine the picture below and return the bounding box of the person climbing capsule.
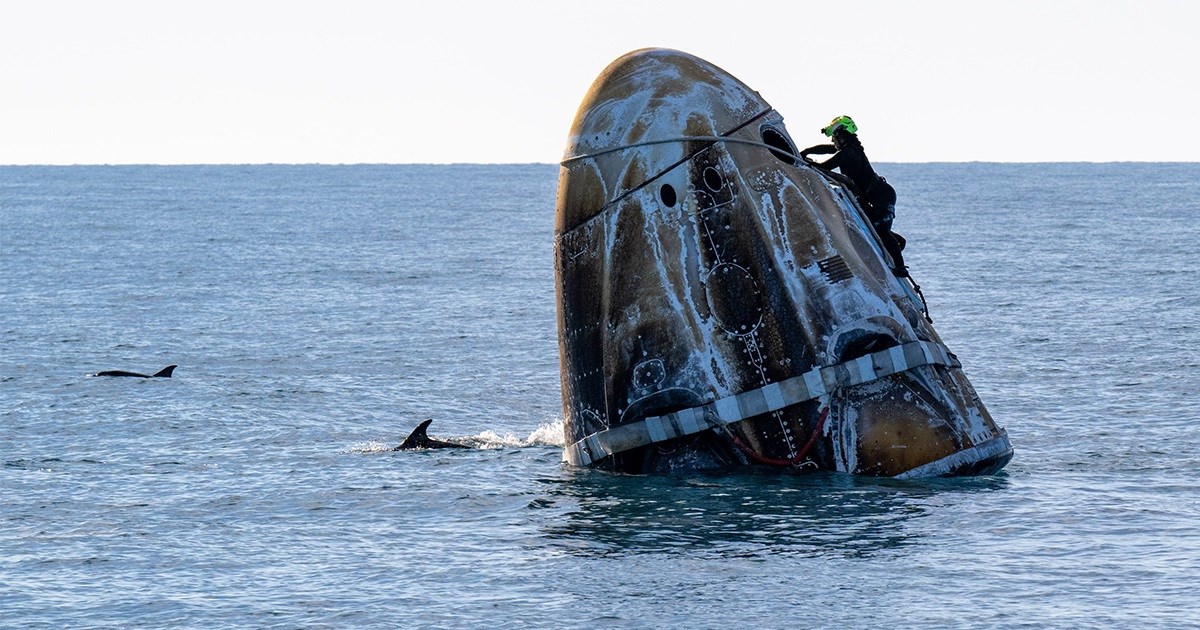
[800,116,908,277]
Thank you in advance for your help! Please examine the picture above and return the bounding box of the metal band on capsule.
[563,340,960,467]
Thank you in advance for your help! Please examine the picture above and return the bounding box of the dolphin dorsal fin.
[152,365,177,378]
[399,419,435,449]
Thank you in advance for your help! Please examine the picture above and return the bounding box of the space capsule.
[555,49,1012,476]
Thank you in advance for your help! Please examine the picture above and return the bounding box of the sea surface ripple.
[3,163,1198,627]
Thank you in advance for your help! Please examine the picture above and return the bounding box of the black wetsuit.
[801,134,907,275]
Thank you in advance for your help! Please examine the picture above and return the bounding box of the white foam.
[524,419,566,447]
[348,441,394,453]
[467,430,526,449]
[466,419,566,449]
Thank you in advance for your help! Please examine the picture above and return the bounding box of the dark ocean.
[3,163,1198,627]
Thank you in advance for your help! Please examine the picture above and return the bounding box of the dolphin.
[394,419,470,451]
[94,365,176,378]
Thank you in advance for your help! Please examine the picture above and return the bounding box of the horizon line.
[3,160,1199,167]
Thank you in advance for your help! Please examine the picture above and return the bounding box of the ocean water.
[2,163,1198,627]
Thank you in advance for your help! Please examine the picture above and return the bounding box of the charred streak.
[687,147,815,462]
[571,108,774,232]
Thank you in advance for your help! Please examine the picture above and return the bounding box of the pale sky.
[2,0,1197,164]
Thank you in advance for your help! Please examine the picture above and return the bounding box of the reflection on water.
[536,468,1010,559]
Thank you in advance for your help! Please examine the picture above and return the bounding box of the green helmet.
[821,115,858,137]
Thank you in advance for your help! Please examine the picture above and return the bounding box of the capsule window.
[837,333,899,363]
[761,126,798,165]
[702,166,723,192]
[660,183,677,207]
